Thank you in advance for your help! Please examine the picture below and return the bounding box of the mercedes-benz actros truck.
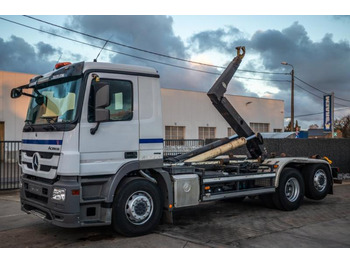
[11,47,336,236]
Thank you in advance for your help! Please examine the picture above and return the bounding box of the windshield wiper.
[41,116,58,131]
[24,119,34,131]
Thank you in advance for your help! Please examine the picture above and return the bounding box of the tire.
[112,178,163,237]
[273,168,304,211]
[303,164,331,200]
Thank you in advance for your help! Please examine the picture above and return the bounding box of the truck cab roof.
[28,61,159,87]
[83,62,159,77]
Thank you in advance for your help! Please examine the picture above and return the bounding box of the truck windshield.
[26,77,82,125]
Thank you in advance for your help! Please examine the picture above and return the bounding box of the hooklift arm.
[207,46,264,159]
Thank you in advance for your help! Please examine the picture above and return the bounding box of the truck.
[11,46,337,237]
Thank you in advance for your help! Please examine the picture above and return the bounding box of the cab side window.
[89,79,133,122]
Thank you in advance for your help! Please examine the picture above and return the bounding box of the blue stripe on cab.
[22,139,62,145]
[139,138,164,144]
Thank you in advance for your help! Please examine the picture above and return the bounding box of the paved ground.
[0,182,349,248]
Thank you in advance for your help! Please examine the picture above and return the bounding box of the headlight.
[52,188,66,201]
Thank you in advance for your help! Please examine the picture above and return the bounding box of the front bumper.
[20,175,111,228]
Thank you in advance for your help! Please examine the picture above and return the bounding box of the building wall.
[0,71,285,141]
[161,88,284,139]
[0,71,35,141]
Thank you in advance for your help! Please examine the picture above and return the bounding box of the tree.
[309,124,319,129]
[285,120,301,132]
[334,115,350,138]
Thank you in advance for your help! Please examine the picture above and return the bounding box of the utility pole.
[281,62,295,132]
[331,92,335,138]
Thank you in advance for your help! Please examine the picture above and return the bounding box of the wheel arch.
[106,162,173,210]
[273,158,332,188]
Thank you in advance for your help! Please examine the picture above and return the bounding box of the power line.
[294,83,350,108]
[294,83,324,99]
[284,107,350,118]
[294,75,326,94]
[4,15,346,104]
[295,75,350,103]
[4,16,350,123]
[0,16,290,83]
[0,16,222,75]
[23,15,287,76]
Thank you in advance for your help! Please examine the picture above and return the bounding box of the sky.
[1,2,350,130]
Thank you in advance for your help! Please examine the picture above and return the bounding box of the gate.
[0,141,21,190]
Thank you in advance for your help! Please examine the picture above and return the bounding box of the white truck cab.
[16,61,166,230]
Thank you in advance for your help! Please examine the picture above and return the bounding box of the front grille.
[22,150,60,175]
[24,151,59,159]
[25,191,48,204]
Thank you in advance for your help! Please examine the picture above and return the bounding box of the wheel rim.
[285,177,300,202]
[313,169,327,192]
[125,191,153,225]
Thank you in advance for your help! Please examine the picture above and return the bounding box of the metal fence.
[0,141,21,190]
[163,139,204,157]
[0,139,203,190]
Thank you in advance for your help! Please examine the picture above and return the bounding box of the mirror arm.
[22,92,36,98]
[90,122,100,135]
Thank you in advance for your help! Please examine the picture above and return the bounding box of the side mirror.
[94,82,110,122]
[90,82,110,135]
[11,88,22,99]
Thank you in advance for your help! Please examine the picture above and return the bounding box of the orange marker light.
[169,204,173,209]
[71,189,80,195]
[55,62,71,70]
[204,186,210,190]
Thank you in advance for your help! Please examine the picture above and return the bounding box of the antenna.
[54,54,62,70]
[94,36,113,62]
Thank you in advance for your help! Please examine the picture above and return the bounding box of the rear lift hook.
[236,46,245,60]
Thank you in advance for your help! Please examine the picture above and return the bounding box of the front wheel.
[112,178,163,237]
[273,168,305,211]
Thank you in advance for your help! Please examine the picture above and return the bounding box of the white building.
[161,88,284,140]
[0,71,284,141]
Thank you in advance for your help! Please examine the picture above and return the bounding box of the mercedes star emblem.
[32,153,40,171]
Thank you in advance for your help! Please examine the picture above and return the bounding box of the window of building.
[250,122,269,133]
[165,126,185,140]
[273,128,282,132]
[199,127,216,140]
[227,127,236,137]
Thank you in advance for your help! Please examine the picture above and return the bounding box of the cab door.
[79,72,139,175]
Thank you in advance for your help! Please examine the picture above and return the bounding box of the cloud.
[0,35,84,75]
[0,35,54,74]
[64,15,235,92]
[65,15,187,60]
[2,16,349,128]
[333,15,350,22]
[189,26,242,53]
[36,41,58,58]
[188,21,350,127]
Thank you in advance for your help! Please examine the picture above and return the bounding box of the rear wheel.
[112,178,163,237]
[273,168,304,211]
[303,164,331,200]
